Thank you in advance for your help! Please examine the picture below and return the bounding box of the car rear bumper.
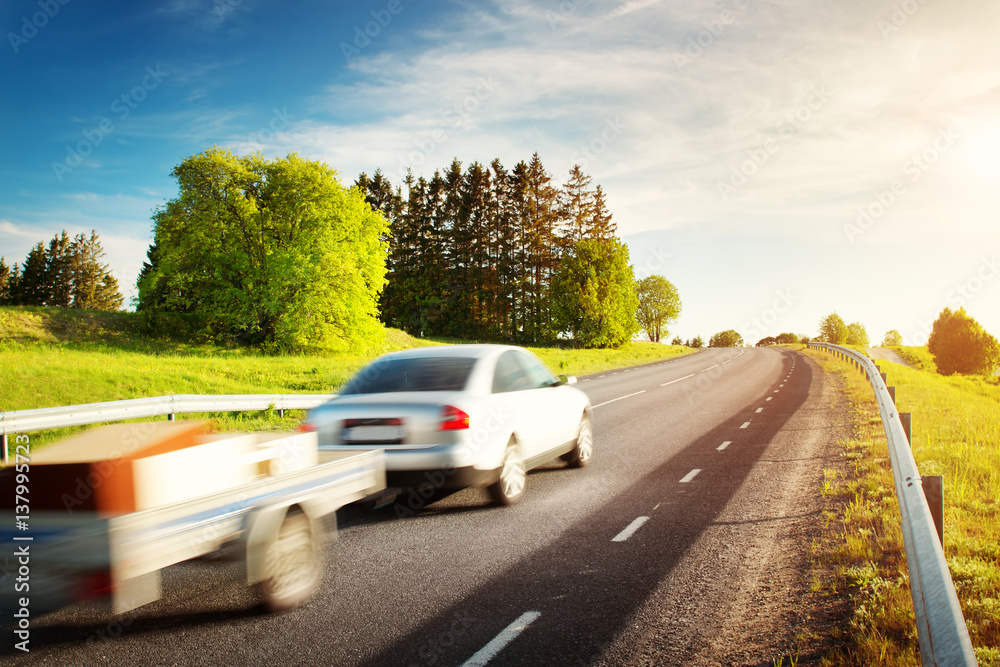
[386,465,498,491]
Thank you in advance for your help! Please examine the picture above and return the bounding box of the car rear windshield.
[340,357,476,394]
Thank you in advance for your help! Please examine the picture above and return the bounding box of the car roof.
[380,344,523,360]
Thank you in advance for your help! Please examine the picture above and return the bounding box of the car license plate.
[342,425,404,443]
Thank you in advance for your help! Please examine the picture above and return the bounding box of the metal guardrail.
[809,342,977,666]
[0,393,336,466]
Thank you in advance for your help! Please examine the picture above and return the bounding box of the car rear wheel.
[260,509,322,612]
[566,414,593,468]
[488,441,526,506]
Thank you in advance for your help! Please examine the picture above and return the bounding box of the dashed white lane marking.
[717,441,732,451]
[773,390,779,394]
[680,469,701,483]
[779,384,784,387]
[766,397,772,401]
[612,516,650,542]
[462,612,542,667]
[700,364,720,372]
[661,373,695,386]
[592,390,646,409]
[756,407,764,413]
[598,375,606,378]
[740,421,751,429]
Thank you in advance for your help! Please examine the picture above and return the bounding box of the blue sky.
[2,0,999,345]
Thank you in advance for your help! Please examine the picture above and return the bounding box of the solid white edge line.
[699,364,720,372]
[660,373,695,386]
[592,390,646,409]
[612,516,650,542]
[717,441,732,451]
[461,611,542,667]
[680,468,701,483]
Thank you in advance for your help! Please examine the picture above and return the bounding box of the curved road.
[5,347,845,666]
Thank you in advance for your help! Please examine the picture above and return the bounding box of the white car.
[301,344,593,506]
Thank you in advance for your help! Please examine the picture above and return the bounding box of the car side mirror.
[558,375,577,385]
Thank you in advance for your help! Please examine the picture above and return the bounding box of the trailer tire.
[260,509,322,612]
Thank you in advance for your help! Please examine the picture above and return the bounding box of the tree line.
[0,231,123,310]
[357,154,643,346]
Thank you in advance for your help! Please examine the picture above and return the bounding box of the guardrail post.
[1,434,7,467]
[899,413,912,445]
[888,386,896,405]
[167,413,175,421]
[924,475,944,546]
[880,372,887,385]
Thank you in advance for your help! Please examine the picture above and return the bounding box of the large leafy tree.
[635,275,681,343]
[818,312,849,344]
[138,148,389,351]
[927,307,1000,375]
[882,329,903,347]
[552,238,639,348]
[846,321,869,347]
[709,330,744,347]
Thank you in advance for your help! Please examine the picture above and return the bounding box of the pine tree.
[560,165,593,246]
[71,231,123,311]
[18,243,50,306]
[46,230,75,307]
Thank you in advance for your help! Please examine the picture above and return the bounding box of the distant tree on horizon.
[882,329,903,347]
[927,307,1000,375]
[635,275,681,343]
[818,312,849,344]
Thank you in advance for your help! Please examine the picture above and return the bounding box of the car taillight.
[298,423,317,432]
[438,405,470,430]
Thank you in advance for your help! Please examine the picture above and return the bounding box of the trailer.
[2,420,385,614]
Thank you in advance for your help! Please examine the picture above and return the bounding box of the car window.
[514,351,558,389]
[492,351,531,393]
[340,357,475,394]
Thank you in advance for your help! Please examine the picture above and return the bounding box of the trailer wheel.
[260,509,322,612]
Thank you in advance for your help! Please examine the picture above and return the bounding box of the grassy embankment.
[0,306,694,452]
[804,345,999,666]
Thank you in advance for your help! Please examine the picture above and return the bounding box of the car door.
[510,350,580,460]
[490,350,549,460]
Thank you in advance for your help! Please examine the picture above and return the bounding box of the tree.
[927,307,1000,375]
[16,243,50,306]
[756,336,777,347]
[775,333,799,345]
[635,275,681,343]
[882,329,903,347]
[0,258,11,304]
[710,330,744,347]
[552,238,639,348]
[139,147,389,351]
[71,231,123,311]
[847,321,869,347]
[689,336,704,349]
[818,313,848,344]
[670,336,683,345]
[46,231,75,307]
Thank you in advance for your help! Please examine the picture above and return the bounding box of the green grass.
[805,346,1000,666]
[1,306,694,452]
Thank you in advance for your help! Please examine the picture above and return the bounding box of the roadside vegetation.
[805,345,999,666]
[0,306,693,452]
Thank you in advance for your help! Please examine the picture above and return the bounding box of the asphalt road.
[5,346,842,666]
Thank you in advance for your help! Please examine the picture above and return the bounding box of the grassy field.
[805,345,999,666]
[0,306,694,451]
